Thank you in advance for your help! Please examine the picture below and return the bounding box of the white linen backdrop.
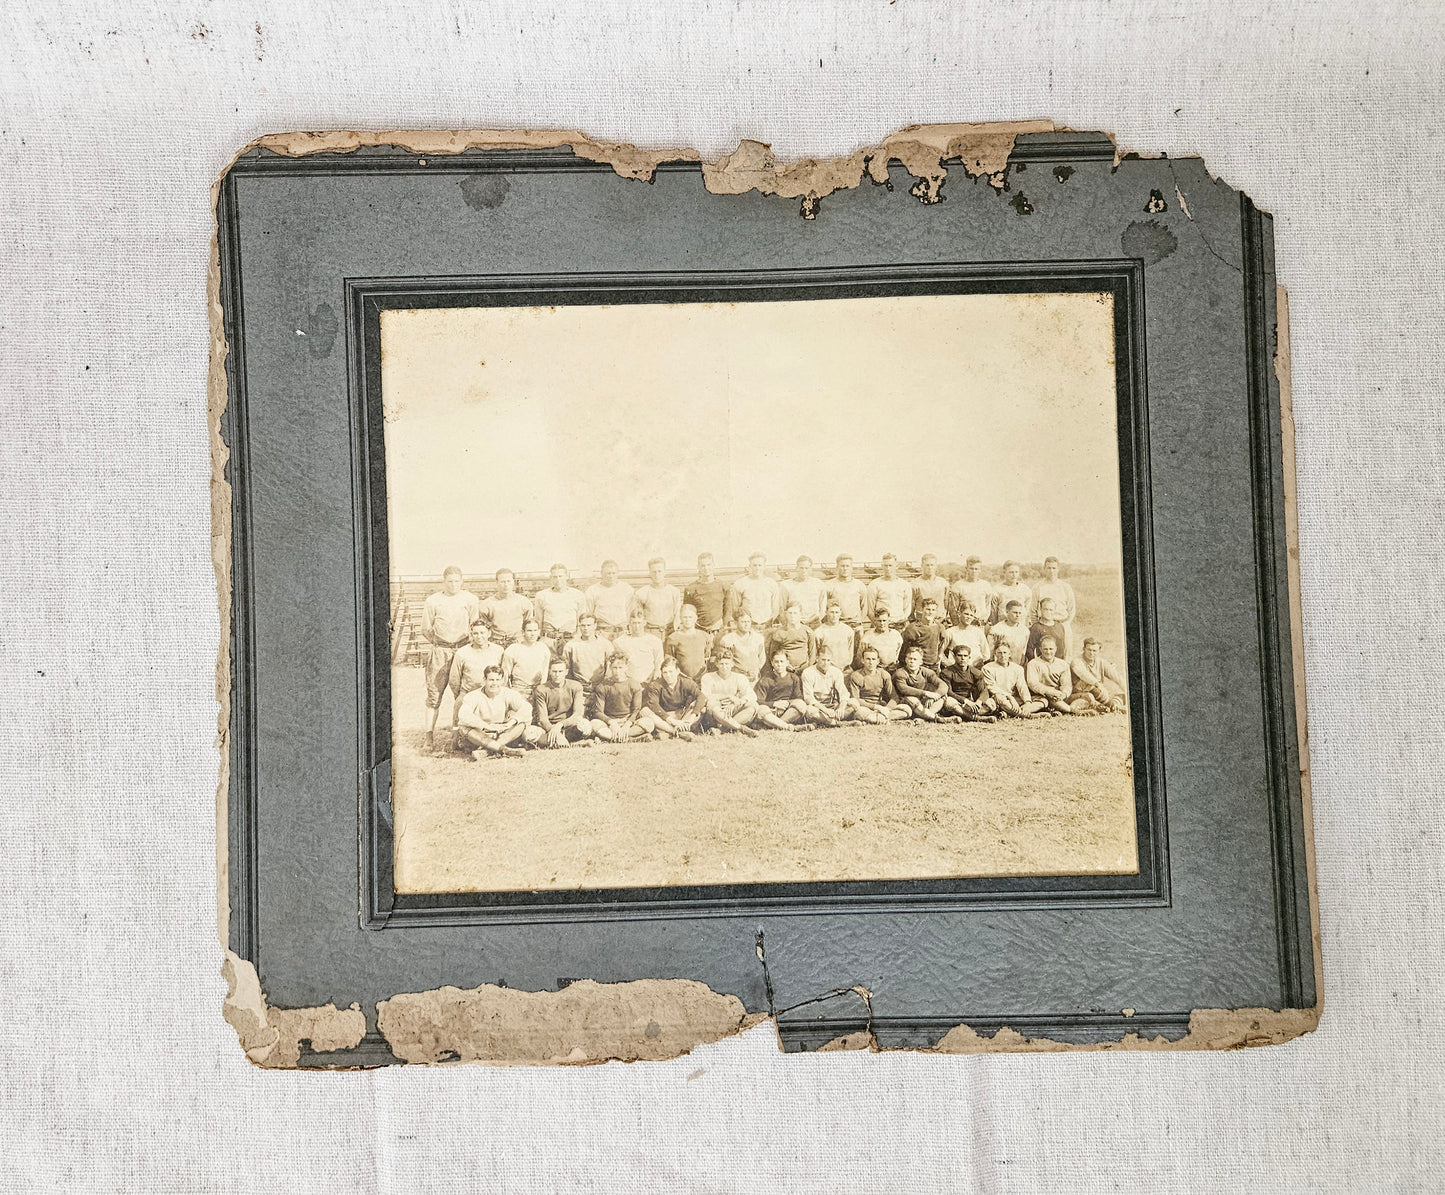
[1,2,1441,1190]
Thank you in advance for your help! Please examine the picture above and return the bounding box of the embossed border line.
[345,262,1170,927]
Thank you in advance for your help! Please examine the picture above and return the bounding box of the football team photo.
[381,292,1137,894]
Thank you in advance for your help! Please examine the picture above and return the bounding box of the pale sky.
[380,292,1124,576]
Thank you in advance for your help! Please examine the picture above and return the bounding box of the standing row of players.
[414,553,1127,758]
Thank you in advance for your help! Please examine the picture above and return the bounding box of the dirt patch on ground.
[392,667,1135,892]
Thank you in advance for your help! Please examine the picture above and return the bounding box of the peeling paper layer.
[376,979,764,1066]
[932,1005,1320,1054]
[222,953,366,1069]
[247,121,1056,207]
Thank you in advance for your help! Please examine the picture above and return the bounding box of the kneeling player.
[455,665,543,759]
[587,654,653,742]
[859,605,903,671]
[893,646,969,722]
[901,597,946,668]
[1024,635,1079,715]
[447,620,504,728]
[563,613,611,695]
[699,647,761,737]
[665,602,711,683]
[500,617,554,704]
[989,600,1031,665]
[979,642,1047,718]
[801,644,861,727]
[643,655,703,740]
[1070,637,1128,713]
[718,610,766,681]
[846,645,911,723]
[753,648,813,731]
[532,657,599,747]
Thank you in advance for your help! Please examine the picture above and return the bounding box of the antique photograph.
[382,291,1135,893]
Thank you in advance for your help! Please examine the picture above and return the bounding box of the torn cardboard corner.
[376,978,767,1066]
[241,120,1056,211]
[223,952,366,1069]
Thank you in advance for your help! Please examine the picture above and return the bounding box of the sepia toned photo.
[382,291,1135,895]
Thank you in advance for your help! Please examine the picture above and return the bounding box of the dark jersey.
[893,665,946,700]
[1026,621,1067,662]
[754,667,803,704]
[665,628,711,680]
[588,679,642,721]
[532,679,583,729]
[644,675,701,717]
[682,579,728,629]
[765,625,814,670]
[846,667,897,705]
[901,620,944,667]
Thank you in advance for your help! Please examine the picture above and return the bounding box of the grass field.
[390,570,1135,893]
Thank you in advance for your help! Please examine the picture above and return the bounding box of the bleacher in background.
[389,559,1102,666]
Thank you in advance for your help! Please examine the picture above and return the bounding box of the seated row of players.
[446,611,1126,759]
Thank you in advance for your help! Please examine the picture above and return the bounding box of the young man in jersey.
[499,617,553,703]
[585,559,634,640]
[614,609,665,685]
[989,599,1032,665]
[893,645,968,722]
[779,555,828,627]
[801,643,860,727]
[1025,634,1078,715]
[901,596,946,668]
[642,654,702,740]
[421,565,479,747]
[1070,637,1128,713]
[940,605,991,679]
[947,555,996,630]
[979,641,1047,718]
[683,552,728,645]
[827,554,869,628]
[753,647,813,731]
[846,645,911,722]
[563,613,611,696]
[766,602,815,672]
[632,557,683,638]
[699,647,761,737]
[532,657,599,747]
[912,553,950,614]
[995,560,1032,629]
[479,568,534,648]
[859,604,903,671]
[813,600,856,674]
[665,602,711,682]
[937,642,999,722]
[1033,556,1078,656]
[447,619,504,726]
[1025,597,1069,663]
[587,653,652,742]
[456,665,541,759]
[533,563,587,647]
[866,553,913,628]
[728,552,780,629]
[718,610,766,681]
